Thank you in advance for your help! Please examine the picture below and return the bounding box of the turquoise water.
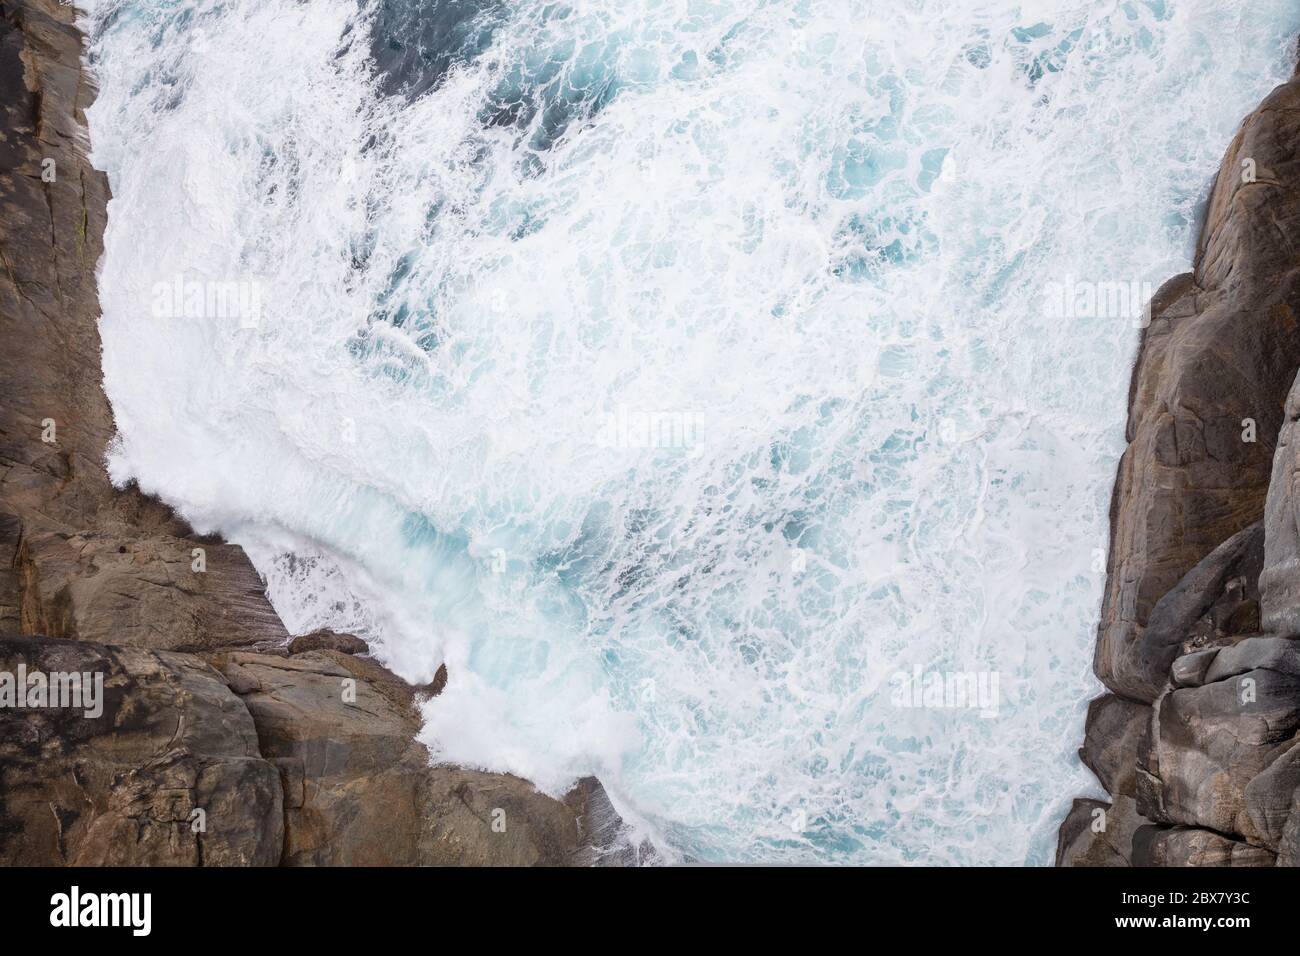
[85,0,1300,862]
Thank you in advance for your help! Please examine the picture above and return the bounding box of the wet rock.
[565,776,658,866]
[425,661,448,697]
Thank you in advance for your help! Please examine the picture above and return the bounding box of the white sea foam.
[84,0,1300,863]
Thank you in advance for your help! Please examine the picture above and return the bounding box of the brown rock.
[1243,739,1300,850]
[1055,796,1143,867]
[1063,67,1300,870]
[1171,647,1220,688]
[1096,75,1300,703]
[1136,642,1300,845]
[215,651,595,866]
[0,635,282,866]
[1278,784,1300,864]
[1131,825,1276,867]
[288,630,369,656]
[1079,694,1150,798]
[0,0,290,656]
[426,661,448,697]
[1115,522,1265,700]
[0,0,192,540]
[565,776,657,866]
[10,523,288,651]
[0,0,627,871]
[0,0,119,532]
[1261,372,1300,636]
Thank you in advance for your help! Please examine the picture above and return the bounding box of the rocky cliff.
[1059,56,1300,867]
[0,0,636,867]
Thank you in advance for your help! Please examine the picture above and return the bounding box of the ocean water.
[82,0,1300,864]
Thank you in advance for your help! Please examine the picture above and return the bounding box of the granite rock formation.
[0,0,630,867]
[1060,60,1300,867]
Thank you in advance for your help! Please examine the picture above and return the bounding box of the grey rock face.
[1279,784,1300,864]
[1264,375,1300,635]
[1131,826,1276,867]
[1095,75,1300,704]
[1138,648,1300,845]
[1062,71,1300,867]
[1119,523,1265,701]
[1243,739,1300,850]
[1079,695,1149,798]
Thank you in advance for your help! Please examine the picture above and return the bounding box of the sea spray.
[83,0,1300,863]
